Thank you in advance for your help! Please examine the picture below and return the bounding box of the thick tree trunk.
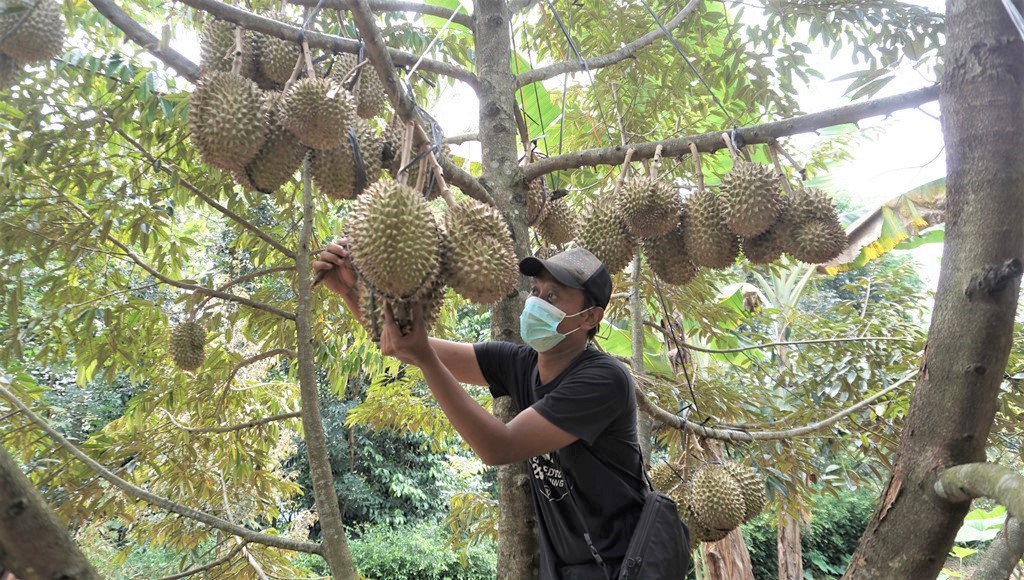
[297,163,356,578]
[0,445,100,580]
[777,507,803,580]
[703,528,755,580]
[844,1,1024,577]
[474,1,537,578]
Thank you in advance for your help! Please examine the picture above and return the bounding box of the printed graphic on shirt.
[529,452,569,502]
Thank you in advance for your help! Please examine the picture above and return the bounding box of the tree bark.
[0,445,100,580]
[474,1,537,578]
[703,528,755,580]
[974,516,1024,580]
[844,0,1024,576]
[777,507,803,580]
[297,161,357,578]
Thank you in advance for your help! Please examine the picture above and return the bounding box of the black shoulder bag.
[565,448,692,580]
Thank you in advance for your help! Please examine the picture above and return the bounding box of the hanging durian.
[671,483,729,546]
[578,194,637,275]
[785,217,848,264]
[643,212,699,285]
[683,189,739,269]
[718,161,784,237]
[688,464,746,532]
[199,18,256,78]
[442,200,517,305]
[527,178,550,226]
[535,198,578,246]
[169,320,206,371]
[251,15,301,86]
[279,77,355,150]
[310,119,383,199]
[188,71,267,172]
[0,0,65,65]
[649,462,685,495]
[354,64,387,119]
[617,175,682,238]
[721,462,767,523]
[347,181,441,300]
[242,91,307,193]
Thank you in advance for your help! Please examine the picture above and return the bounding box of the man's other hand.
[380,302,434,366]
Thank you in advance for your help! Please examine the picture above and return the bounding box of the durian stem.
[284,52,306,90]
[302,38,317,79]
[767,145,794,196]
[689,142,704,193]
[232,27,244,75]
[397,121,415,186]
[423,146,456,207]
[612,147,635,197]
[721,132,738,161]
[650,144,663,179]
[770,139,807,181]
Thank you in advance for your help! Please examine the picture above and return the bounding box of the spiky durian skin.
[242,92,306,193]
[535,198,578,245]
[721,462,767,523]
[347,181,441,299]
[443,200,517,305]
[188,71,267,172]
[684,190,740,269]
[618,176,682,238]
[649,462,685,495]
[251,18,301,85]
[578,195,637,275]
[787,187,839,224]
[0,0,65,65]
[785,217,848,264]
[199,18,256,78]
[643,214,700,285]
[359,277,446,343]
[718,161,784,237]
[670,484,728,546]
[741,225,785,265]
[280,78,355,150]
[0,53,21,90]
[527,179,550,226]
[689,464,746,532]
[310,119,382,199]
[355,66,387,119]
[169,321,206,371]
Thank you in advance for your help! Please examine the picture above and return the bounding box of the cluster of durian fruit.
[651,460,767,546]
[0,0,66,89]
[188,15,419,199]
[530,159,847,282]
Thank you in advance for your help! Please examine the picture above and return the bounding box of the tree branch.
[522,85,940,180]
[346,0,493,206]
[174,0,478,88]
[974,516,1024,580]
[643,324,918,354]
[514,0,700,88]
[446,132,479,144]
[157,541,247,580]
[0,383,322,554]
[163,409,301,433]
[934,463,1024,521]
[637,370,915,442]
[113,128,294,259]
[88,0,200,81]
[285,0,474,30]
[196,266,295,312]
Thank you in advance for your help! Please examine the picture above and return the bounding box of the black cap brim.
[519,257,585,290]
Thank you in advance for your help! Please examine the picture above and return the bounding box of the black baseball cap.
[519,248,613,309]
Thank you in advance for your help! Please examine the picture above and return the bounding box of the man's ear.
[585,306,605,332]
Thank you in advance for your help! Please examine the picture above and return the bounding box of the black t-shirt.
[474,341,646,576]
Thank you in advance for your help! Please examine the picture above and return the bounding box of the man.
[314,243,646,579]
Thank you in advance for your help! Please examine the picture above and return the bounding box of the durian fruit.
[199,18,256,78]
[718,161,784,237]
[683,189,740,269]
[0,0,65,65]
[347,181,441,300]
[741,225,785,265]
[643,214,699,285]
[722,462,767,523]
[578,195,637,275]
[526,178,550,226]
[354,65,387,119]
[785,217,848,264]
[310,119,383,199]
[617,175,682,238]
[786,187,839,224]
[688,464,745,532]
[443,200,517,305]
[0,53,21,90]
[279,77,355,150]
[535,198,578,246]
[169,320,206,371]
[327,53,359,85]
[649,462,685,495]
[359,276,446,342]
[188,71,267,172]
[381,114,404,168]
[534,247,558,260]
[671,484,728,547]
[251,17,301,85]
[242,91,307,193]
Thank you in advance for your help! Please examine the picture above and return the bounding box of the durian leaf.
[822,177,946,275]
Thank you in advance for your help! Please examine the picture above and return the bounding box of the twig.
[641,322,917,354]
[689,142,704,193]
[196,267,295,313]
[770,138,807,181]
[612,148,635,197]
[650,144,663,180]
[767,144,793,195]
[157,542,247,580]
[0,382,322,554]
[161,408,301,434]
[214,349,296,410]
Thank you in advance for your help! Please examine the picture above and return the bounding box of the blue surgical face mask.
[520,296,593,353]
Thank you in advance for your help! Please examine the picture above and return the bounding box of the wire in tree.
[637,0,740,130]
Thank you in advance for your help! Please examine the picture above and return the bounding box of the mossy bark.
[843,0,1024,576]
